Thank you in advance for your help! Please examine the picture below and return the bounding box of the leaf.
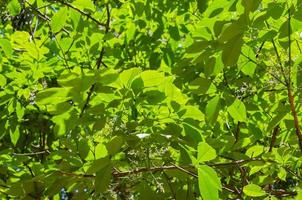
[198,165,221,200]
[267,111,288,132]
[168,25,180,41]
[86,157,110,174]
[196,0,208,14]
[0,74,7,87]
[51,7,68,33]
[246,145,264,158]
[219,22,244,42]
[95,143,108,159]
[95,164,112,193]
[205,96,221,125]
[78,139,90,160]
[143,90,166,104]
[189,77,216,94]
[238,45,257,77]
[0,39,13,56]
[140,70,165,87]
[7,0,21,16]
[277,167,287,181]
[119,68,142,88]
[222,36,243,67]
[198,142,217,162]
[106,136,124,156]
[227,99,247,122]
[72,0,95,12]
[243,184,266,197]
[10,125,20,146]
[36,87,71,105]
[180,106,204,121]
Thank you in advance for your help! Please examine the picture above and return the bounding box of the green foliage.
[0,0,302,199]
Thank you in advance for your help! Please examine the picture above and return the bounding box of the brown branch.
[25,0,69,34]
[53,0,106,27]
[285,9,302,152]
[288,8,292,83]
[234,121,241,143]
[79,4,110,117]
[265,21,288,85]
[240,52,286,85]
[270,189,297,197]
[288,88,302,151]
[57,158,271,180]
[269,125,280,152]
[255,41,265,58]
[13,150,50,156]
[96,3,110,69]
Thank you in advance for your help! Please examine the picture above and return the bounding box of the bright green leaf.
[198,165,221,200]
[243,184,266,197]
[198,142,217,162]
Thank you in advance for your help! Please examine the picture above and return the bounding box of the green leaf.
[180,106,204,121]
[189,77,216,94]
[198,165,221,200]
[7,0,21,16]
[243,184,266,197]
[198,142,217,162]
[51,7,68,33]
[140,70,165,87]
[95,164,112,193]
[36,87,71,105]
[196,0,208,14]
[277,167,287,181]
[72,0,95,12]
[205,96,221,125]
[0,74,7,87]
[246,145,264,158]
[143,90,166,104]
[86,157,110,174]
[95,143,108,159]
[219,22,244,42]
[222,36,243,66]
[10,125,20,146]
[119,68,142,88]
[0,39,13,56]
[106,136,124,156]
[227,99,247,122]
[267,111,288,132]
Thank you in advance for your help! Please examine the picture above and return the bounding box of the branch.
[255,41,265,58]
[287,88,302,151]
[57,158,271,180]
[269,125,280,152]
[53,0,106,27]
[270,189,297,197]
[79,4,110,117]
[240,52,286,85]
[285,9,302,152]
[265,21,288,85]
[96,3,110,69]
[13,150,50,156]
[288,8,292,83]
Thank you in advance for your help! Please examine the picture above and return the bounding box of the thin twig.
[79,4,110,117]
[53,0,106,27]
[13,150,50,156]
[269,125,280,152]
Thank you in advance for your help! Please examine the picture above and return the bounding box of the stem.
[79,4,110,117]
[54,0,106,27]
[287,88,302,151]
[269,125,280,152]
[285,9,302,151]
